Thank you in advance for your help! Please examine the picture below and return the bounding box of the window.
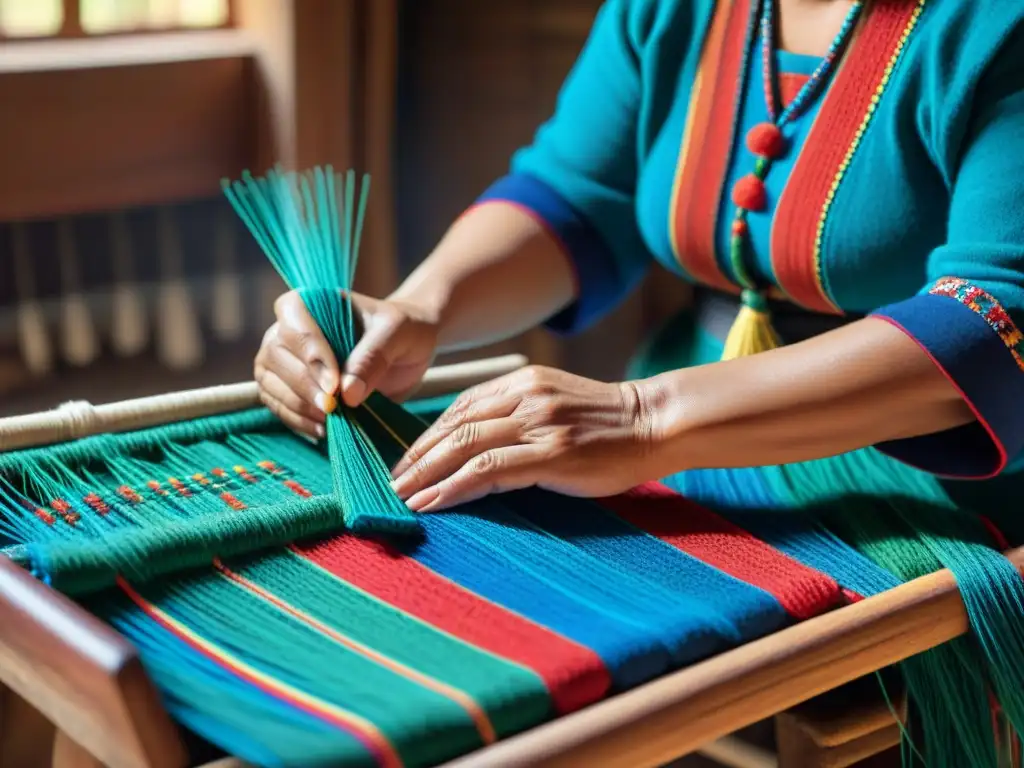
[0,0,62,37]
[81,0,230,34]
[0,0,229,39]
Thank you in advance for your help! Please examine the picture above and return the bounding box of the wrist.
[387,283,448,330]
[626,371,697,476]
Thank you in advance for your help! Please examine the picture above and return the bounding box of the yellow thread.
[360,403,411,451]
[812,0,926,311]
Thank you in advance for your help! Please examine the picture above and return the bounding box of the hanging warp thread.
[0,165,1021,767]
[222,167,420,536]
[672,452,1024,768]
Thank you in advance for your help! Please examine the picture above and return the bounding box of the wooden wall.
[396,0,688,382]
[0,0,689,418]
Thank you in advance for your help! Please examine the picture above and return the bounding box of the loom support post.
[0,557,186,768]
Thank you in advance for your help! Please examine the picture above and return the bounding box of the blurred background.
[0,0,687,418]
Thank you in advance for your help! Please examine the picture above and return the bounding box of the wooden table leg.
[53,729,104,768]
[1,683,56,768]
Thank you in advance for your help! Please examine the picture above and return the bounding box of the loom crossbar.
[0,353,1009,768]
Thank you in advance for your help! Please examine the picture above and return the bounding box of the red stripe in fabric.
[672,0,750,292]
[841,588,865,604]
[771,0,921,312]
[294,536,611,714]
[598,482,841,620]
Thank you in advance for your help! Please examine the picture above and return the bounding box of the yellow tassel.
[720,290,781,361]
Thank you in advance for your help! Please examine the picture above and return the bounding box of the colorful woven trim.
[669,0,754,292]
[770,0,926,313]
[930,277,1024,372]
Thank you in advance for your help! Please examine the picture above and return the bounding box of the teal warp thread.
[90,588,388,768]
[21,496,344,596]
[774,449,1022,767]
[222,167,420,536]
[0,409,282,477]
[239,552,553,738]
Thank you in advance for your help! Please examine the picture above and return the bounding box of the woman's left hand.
[389,365,663,512]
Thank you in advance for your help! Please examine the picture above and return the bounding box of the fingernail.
[406,486,439,512]
[390,473,411,499]
[314,391,337,414]
[341,374,366,406]
[313,362,338,395]
[314,424,325,439]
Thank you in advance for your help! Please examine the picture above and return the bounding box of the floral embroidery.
[930,277,1024,372]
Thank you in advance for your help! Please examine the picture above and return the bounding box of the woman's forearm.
[645,317,975,471]
[389,202,576,353]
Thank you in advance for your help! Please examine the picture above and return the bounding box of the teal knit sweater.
[475,0,1024,482]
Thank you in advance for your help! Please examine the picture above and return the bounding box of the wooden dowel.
[415,354,528,399]
[442,546,1024,768]
[0,354,528,451]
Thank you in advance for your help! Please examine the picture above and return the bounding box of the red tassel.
[746,122,785,159]
[731,175,767,212]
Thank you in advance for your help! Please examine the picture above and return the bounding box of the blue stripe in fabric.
[511,489,789,641]
[666,468,901,598]
[410,500,741,690]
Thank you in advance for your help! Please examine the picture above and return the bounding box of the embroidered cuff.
[870,278,1024,479]
[474,174,627,335]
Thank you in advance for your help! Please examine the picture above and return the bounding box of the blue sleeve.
[871,29,1024,479]
[474,0,658,335]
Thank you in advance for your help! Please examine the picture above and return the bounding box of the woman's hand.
[254,291,440,438]
[389,365,664,512]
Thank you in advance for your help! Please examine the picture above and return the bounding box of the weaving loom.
[2,167,1024,768]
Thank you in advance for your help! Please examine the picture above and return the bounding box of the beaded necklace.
[720,0,865,360]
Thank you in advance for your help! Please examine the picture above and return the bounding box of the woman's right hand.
[254,291,441,438]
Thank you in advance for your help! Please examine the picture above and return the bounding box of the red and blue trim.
[599,482,842,620]
[473,174,643,335]
[771,0,926,313]
[669,0,753,293]
[872,278,1024,479]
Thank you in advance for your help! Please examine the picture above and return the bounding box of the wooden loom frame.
[0,352,1018,768]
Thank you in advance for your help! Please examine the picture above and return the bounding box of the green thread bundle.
[769,451,1024,768]
[222,167,419,536]
[0,411,332,589]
